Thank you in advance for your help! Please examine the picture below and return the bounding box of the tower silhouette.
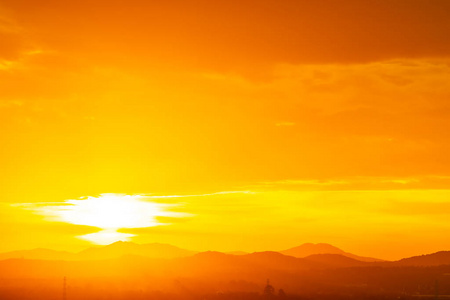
[435,279,439,300]
[263,279,275,299]
[63,276,67,300]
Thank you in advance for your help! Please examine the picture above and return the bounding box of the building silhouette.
[263,279,275,299]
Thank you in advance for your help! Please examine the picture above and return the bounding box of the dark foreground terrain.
[1,248,450,300]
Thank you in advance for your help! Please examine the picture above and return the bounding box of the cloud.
[275,122,295,127]
[0,99,22,108]
[2,0,450,75]
[1,0,450,199]
[383,200,450,216]
[146,190,253,199]
[1,57,450,200]
[253,176,450,191]
[0,7,36,62]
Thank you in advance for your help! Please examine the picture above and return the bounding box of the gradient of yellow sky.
[1,0,450,260]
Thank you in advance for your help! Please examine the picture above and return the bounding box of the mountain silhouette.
[302,253,369,268]
[78,241,197,260]
[3,253,450,299]
[0,241,196,261]
[175,250,363,274]
[242,251,313,270]
[280,243,383,262]
[393,251,450,266]
[0,248,76,261]
[177,251,246,273]
[2,249,450,281]
[226,251,248,255]
[7,242,448,264]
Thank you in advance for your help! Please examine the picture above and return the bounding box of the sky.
[1,0,450,260]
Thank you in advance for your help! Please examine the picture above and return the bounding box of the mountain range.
[0,242,382,262]
[2,248,450,285]
[1,243,450,297]
[0,241,195,261]
[280,243,383,262]
[1,242,450,268]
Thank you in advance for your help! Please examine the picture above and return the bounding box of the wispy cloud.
[145,190,254,199]
[254,176,450,191]
[275,122,295,127]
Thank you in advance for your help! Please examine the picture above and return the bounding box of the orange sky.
[1,0,450,260]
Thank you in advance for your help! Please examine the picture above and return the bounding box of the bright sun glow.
[56,194,167,229]
[32,194,187,244]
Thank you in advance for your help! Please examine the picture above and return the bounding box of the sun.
[58,194,165,229]
[34,194,186,245]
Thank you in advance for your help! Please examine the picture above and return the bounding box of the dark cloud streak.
[2,0,450,72]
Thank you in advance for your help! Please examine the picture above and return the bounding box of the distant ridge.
[393,251,450,266]
[78,241,197,260]
[243,251,312,270]
[303,254,368,268]
[226,251,248,255]
[0,242,197,261]
[0,242,383,262]
[280,243,384,262]
[2,248,450,281]
[6,242,450,264]
[3,250,450,297]
[0,248,76,261]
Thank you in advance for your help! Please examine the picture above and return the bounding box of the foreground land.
[1,244,450,300]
